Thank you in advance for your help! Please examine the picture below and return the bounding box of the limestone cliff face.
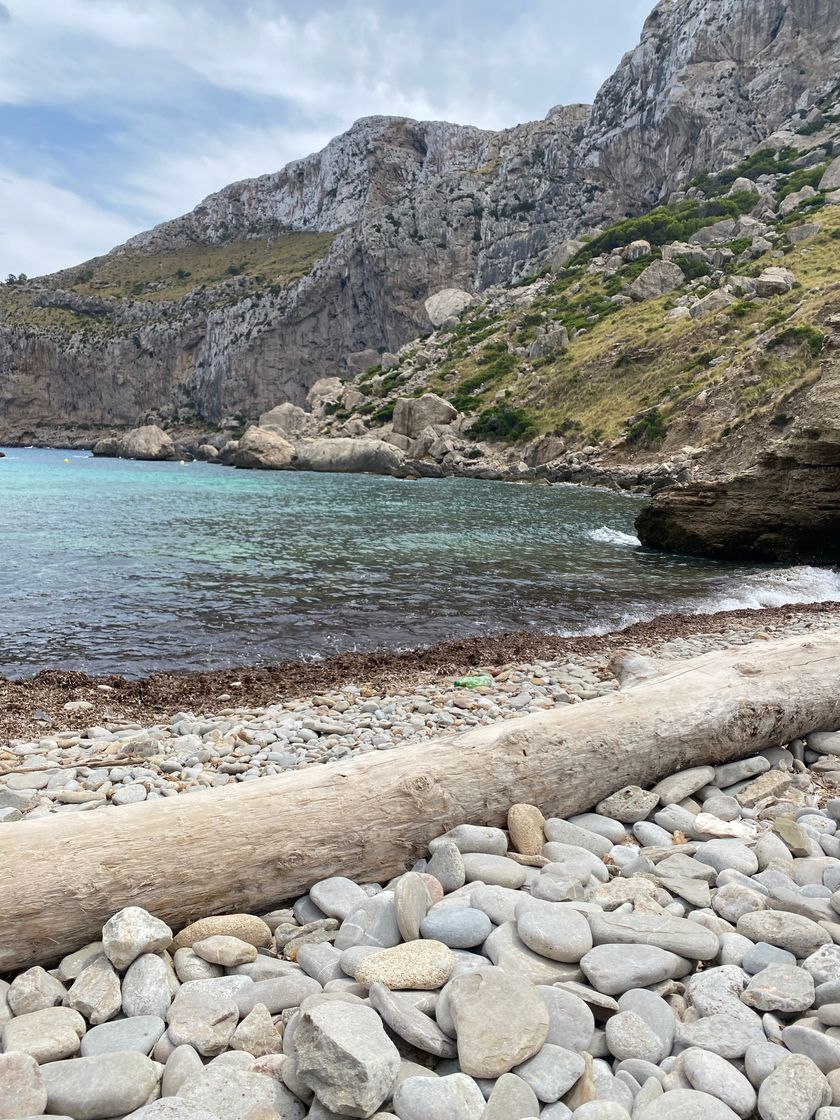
[1,0,838,431]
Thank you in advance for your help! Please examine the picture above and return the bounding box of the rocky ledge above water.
[636,370,840,563]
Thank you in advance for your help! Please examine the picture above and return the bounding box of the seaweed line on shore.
[2,600,840,745]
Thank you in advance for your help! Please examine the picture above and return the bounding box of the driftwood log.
[2,629,840,971]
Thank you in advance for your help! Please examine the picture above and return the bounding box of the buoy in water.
[63,458,69,463]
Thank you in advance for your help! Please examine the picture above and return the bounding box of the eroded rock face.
[2,0,837,430]
[636,441,840,563]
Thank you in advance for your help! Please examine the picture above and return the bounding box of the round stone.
[355,939,454,990]
[757,1053,830,1120]
[102,907,173,970]
[516,901,593,963]
[742,964,815,1013]
[191,935,258,967]
[508,804,546,856]
[170,914,272,952]
[0,1051,47,1117]
[394,873,432,942]
[742,943,796,975]
[393,1072,486,1120]
[638,1087,740,1118]
[682,1046,757,1117]
[419,907,492,949]
[461,853,527,889]
[581,945,691,996]
[605,1011,665,1063]
[737,910,831,957]
[596,786,659,824]
[446,967,549,1078]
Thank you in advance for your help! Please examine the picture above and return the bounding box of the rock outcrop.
[1,0,837,433]
[392,394,458,440]
[229,427,295,471]
[92,426,175,462]
[637,411,840,563]
[293,437,406,477]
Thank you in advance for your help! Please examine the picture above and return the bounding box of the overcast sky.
[0,0,652,278]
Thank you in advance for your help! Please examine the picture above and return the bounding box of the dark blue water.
[2,448,838,678]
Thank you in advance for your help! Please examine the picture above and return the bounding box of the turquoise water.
[2,447,839,678]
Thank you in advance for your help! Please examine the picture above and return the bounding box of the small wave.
[587,526,641,547]
[694,565,840,614]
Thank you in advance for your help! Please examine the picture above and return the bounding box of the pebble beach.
[2,603,840,823]
[4,678,840,1118]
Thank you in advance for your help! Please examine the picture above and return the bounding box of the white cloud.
[0,1,650,275]
[0,170,137,276]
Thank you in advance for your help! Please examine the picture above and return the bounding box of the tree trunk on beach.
[2,630,840,972]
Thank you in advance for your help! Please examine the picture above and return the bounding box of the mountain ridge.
[1,0,839,432]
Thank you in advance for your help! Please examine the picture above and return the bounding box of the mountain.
[1,0,838,438]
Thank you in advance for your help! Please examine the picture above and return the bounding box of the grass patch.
[50,232,336,302]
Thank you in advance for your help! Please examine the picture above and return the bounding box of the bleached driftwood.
[1,629,839,971]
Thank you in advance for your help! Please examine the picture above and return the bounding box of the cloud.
[0,1,651,275]
[0,169,137,276]
[0,4,9,22]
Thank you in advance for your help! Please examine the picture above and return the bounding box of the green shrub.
[626,408,667,447]
[370,403,395,425]
[770,412,792,427]
[467,403,537,442]
[574,192,756,260]
[674,255,711,280]
[767,325,826,359]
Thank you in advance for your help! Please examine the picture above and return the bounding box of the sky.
[0,0,652,278]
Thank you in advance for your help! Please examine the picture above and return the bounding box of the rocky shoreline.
[3,602,840,820]
[4,701,840,1118]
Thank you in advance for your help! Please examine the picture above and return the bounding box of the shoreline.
[3,599,840,746]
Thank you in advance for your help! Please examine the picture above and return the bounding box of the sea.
[2,447,839,678]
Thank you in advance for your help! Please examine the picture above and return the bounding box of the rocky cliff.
[1,0,838,436]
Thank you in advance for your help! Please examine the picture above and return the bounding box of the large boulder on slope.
[424,289,474,328]
[230,427,295,470]
[294,437,406,477]
[629,260,685,301]
[392,394,458,440]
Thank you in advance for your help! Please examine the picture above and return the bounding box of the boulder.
[689,290,735,319]
[392,394,458,440]
[91,436,121,457]
[529,326,569,360]
[258,402,312,439]
[622,239,652,261]
[779,185,818,216]
[119,425,176,461]
[550,240,584,268]
[425,289,474,327]
[306,378,344,412]
[820,155,840,191]
[346,348,381,375]
[294,437,406,477]
[755,267,795,297]
[629,260,685,301]
[787,222,821,244]
[93,426,175,462]
[230,427,295,470]
[728,176,760,195]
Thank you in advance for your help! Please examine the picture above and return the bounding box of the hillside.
[1,0,838,438]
